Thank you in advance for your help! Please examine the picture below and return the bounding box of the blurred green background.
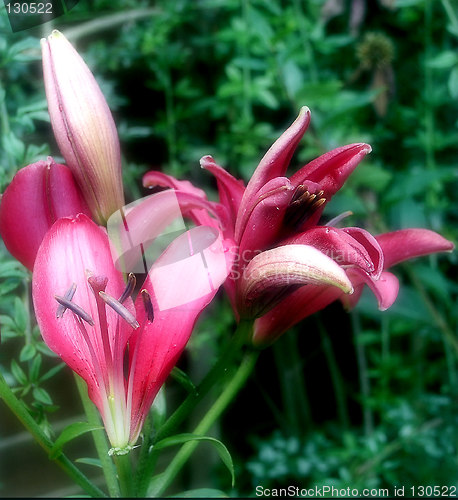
[0,0,457,497]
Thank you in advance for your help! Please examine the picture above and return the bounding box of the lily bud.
[41,30,124,224]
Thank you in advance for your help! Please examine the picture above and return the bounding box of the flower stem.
[136,320,253,496]
[0,372,106,498]
[148,347,259,497]
[114,453,134,497]
[74,374,121,497]
[156,320,252,442]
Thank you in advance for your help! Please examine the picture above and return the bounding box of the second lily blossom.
[144,107,454,344]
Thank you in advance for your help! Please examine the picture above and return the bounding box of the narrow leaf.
[170,367,197,394]
[76,457,103,469]
[50,422,103,459]
[153,433,235,486]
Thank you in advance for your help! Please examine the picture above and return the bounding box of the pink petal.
[143,170,208,200]
[32,214,130,412]
[284,226,380,277]
[238,244,353,318]
[128,226,233,442]
[106,190,225,274]
[342,227,384,278]
[236,107,311,238]
[376,229,454,269]
[344,269,399,311]
[237,177,295,254]
[200,155,246,228]
[253,284,344,345]
[290,143,371,227]
[0,159,90,270]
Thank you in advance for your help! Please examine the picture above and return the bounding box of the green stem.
[155,320,252,442]
[317,319,350,431]
[74,375,121,498]
[351,311,374,437]
[0,372,106,498]
[136,320,253,496]
[148,348,259,497]
[114,453,134,497]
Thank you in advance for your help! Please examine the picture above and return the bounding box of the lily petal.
[237,177,295,255]
[238,244,353,318]
[253,284,344,345]
[143,170,208,200]
[290,143,371,228]
[106,190,224,274]
[236,107,311,238]
[344,269,399,311]
[376,228,454,269]
[284,226,381,277]
[32,214,131,413]
[200,155,246,228]
[0,159,90,270]
[127,226,233,442]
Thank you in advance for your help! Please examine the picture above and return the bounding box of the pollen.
[284,184,326,228]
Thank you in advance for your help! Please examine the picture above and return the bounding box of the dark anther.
[99,291,140,329]
[141,289,154,322]
[56,283,77,318]
[118,273,136,304]
[55,295,94,326]
[284,185,326,227]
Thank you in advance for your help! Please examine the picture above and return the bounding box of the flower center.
[284,184,326,228]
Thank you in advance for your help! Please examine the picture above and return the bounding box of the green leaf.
[448,67,458,99]
[154,433,235,486]
[11,360,27,385]
[50,422,104,460]
[426,51,458,69]
[170,367,197,394]
[33,387,52,406]
[39,362,66,383]
[75,457,103,469]
[29,355,42,382]
[170,488,229,498]
[20,344,36,362]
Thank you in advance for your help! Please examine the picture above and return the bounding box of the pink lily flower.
[41,30,124,224]
[32,213,231,451]
[0,158,90,270]
[143,107,454,345]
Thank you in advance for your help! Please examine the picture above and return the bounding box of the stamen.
[326,210,353,227]
[118,273,136,304]
[99,291,140,329]
[141,289,154,322]
[56,283,77,318]
[55,295,94,326]
[284,185,326,228]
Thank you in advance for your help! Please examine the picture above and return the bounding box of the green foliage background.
[0,0,457,496]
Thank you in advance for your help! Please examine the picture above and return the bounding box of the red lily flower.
[0,158,90,270]
[32,213,231,451]
[143,107,454,345]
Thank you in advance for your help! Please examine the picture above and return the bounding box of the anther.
[55,295,94,326]
[99,291,140,329]
[118,273,136,304]
[141,289,154,322]
[56,283,77,318]
[284,185,326,227]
